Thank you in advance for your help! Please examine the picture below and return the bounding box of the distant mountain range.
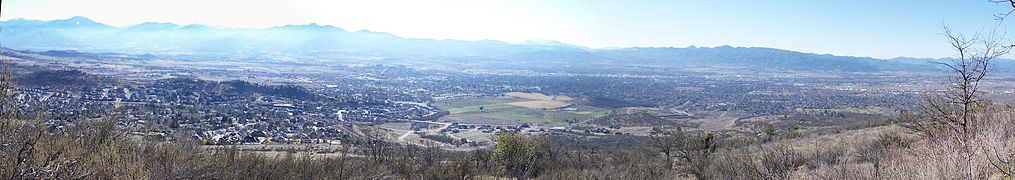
[3,16,1014,72]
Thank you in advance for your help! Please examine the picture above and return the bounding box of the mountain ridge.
[3,16,1013,72]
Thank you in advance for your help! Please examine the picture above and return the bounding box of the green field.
[433,96,611,126]
[445,103,517,114]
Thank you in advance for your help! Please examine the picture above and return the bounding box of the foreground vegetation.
[3,101,1014,179]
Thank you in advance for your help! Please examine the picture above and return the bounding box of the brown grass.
[507,100,572,109]
[504,92,572,102]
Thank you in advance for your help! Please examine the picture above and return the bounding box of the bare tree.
[991,0,1015,21]
[648,127,681,169]
[907,25,1011,140]
[669,130,717,180]
[901,25,1013,179]
[0,57,12,120]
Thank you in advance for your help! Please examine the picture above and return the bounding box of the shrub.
[492,132,548,179]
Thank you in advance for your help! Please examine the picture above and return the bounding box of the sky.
[1,0,1013,59]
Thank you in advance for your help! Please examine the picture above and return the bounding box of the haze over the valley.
[7,16,1015,73]
[4,0,1014,59]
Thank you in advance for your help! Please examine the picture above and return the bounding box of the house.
[586,128,611,134]
[250,130,269,137]
[242,135,268,144]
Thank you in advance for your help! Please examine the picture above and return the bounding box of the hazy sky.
[2,0,1013,58]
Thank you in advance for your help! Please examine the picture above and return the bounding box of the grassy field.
[507,100,571,109]
[504,92,566,101]
[444,103,518,114]
[433,94,611,126]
